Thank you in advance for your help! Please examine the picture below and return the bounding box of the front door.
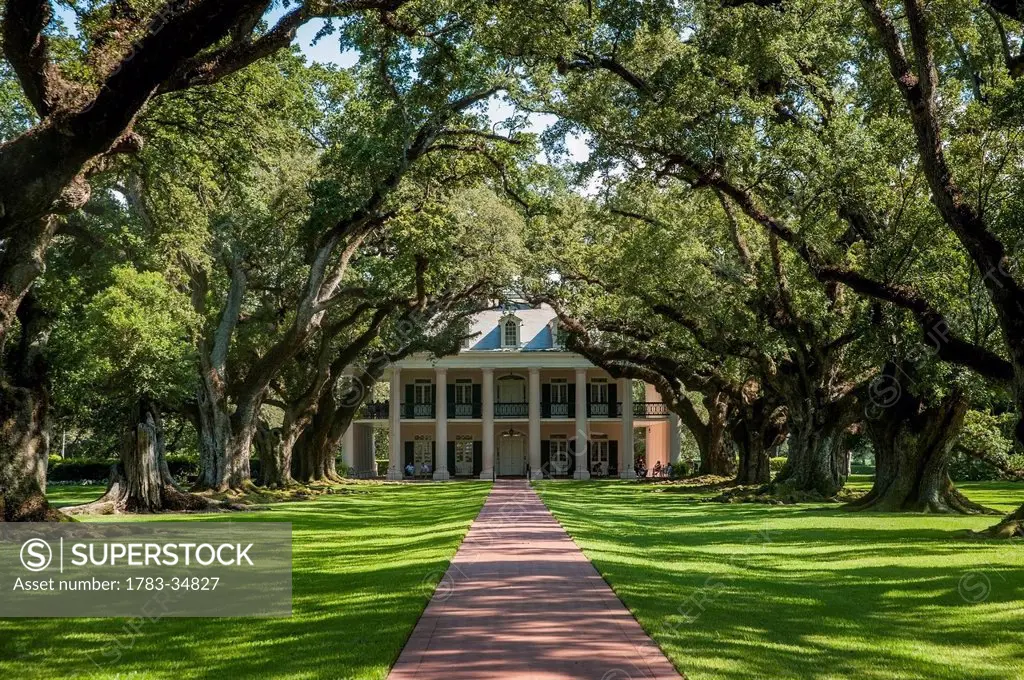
[550,438,570,475]
[455,436,474,476]
[590,439,610,477]
[498,435,525,476]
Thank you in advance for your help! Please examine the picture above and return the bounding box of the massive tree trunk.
[63,399,212,516]
[0,293,62,521]
[292,391,347,484]
[0,381,55,521]
[192,390,256,492]
[847,367,992,514]
[698,391,736,476]
[256,421,291,488]
[675,390,736,477]
[194,376,234,490]
[770,395,852,498]
[293,423,342,484]
[731,388,787,486]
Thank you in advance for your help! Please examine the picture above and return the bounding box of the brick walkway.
[388,480,683,680]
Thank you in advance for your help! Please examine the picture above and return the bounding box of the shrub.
[948,449,1005,482]
[668,461,690,479]
[48,455,199,483]
[769,457,787,473]
[47,459,115,483]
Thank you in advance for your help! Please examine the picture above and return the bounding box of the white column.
[480,368,494,479]
[433,367,450,480]
[387,368,403,480]
[342,422,355,476]
[620,378,636,479]
[574,368,590,479]
[669,412,681,466]
[528,368,541,479]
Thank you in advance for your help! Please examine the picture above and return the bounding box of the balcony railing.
[401,402,436,419]
[541,401,574,418]
[633,401,669,417]
[494,401,529,418]
[386,399,668,419]
[587,402,616,418]
[449,401,482,419]
[358,401,389,420]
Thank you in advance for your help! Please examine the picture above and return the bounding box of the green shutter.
[447,441,456,475]
[404,441,414,472]
[472,441,483,476]
[541,440,550,474]
[608,440,619,476]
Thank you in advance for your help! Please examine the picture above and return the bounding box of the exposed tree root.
[844,483,998,515]
[969,504,1024,539]
[1,492,73,522]
[62,465,220,516]
[708,482,859,505]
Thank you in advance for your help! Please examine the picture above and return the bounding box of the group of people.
[634,459,672,479]
[405,461,432,478]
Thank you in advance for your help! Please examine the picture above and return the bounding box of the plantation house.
[342,303,680,480]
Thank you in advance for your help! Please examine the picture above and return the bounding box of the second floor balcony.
[357,398,671,421]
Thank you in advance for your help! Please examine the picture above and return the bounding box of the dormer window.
[498,311,523,349]
[503,319,519,348]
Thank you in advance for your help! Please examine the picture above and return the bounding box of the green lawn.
[535,479,1024,680]
[0,481,491,680]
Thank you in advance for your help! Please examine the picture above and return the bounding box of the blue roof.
[465,304,562,352]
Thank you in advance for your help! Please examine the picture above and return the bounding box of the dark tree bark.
[731,385,787,485]
[846,365,993,514]
[292,363,380,484]
[681,390,736,477]
[983,503,1024,538]
[292,413,344,483]
[0,381,53,521]
[63,398,213,515]
[255,421,290,488]
[0,293,62,521]
[769,391,854,498]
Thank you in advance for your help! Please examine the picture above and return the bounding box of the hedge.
[48,457,199,483]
